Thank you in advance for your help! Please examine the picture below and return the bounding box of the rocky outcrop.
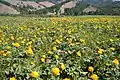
[83,5,97,13]
[60,0,77,14]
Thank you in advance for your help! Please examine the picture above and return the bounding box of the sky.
[113,0,120,1]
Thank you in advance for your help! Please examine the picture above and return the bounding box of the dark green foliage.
[112,1,120,15]
[64,1,88,15]
[0,0,11,6]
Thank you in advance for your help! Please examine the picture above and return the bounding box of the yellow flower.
[105,74,109,77]
[3,53,7,57]
[0,50,10,56]
[106,63,111,66]
[70,43,75,46]
[12,43,20,48]
[113,59,119,65]
[110,47,115,51]
[98,48,104,55]
[6,46,11,50]
[0,50,5,55]
[54,55,59,59]
[90,74,98,80]
[25,46,33,55]
[40,58,45,63]
[6,51,11,55]
[110,39,113,42]
[18,37,23,40]
[59,63,65,70]
[30,61,34,65]
[76,42,80,45]
[10,77,16,80]
[68,30,71,34]
[30,71,39,78]
[5,42,8,44]
[56,39,61,44]
[97,41,100,44]
[63,78,70,80]
[10,35,15,40]
[42,55,46,58]
[88,66,94,72]
[48,51,53,54]
[76,51,81,57]
[53,46,57,51]
[26,41,32,45]
[80,39,85,43]
[1,37,4,41]
[52,67,60,76]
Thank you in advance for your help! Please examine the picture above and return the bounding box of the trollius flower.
[9,77,16,80]
[113,59,119,65]
[88,66,94,72]
[30,71,39,78]
[90,74,98,80]
[52,67,60,76]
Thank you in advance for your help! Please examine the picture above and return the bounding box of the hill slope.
[0,0,120,15]
[0,3,19,14]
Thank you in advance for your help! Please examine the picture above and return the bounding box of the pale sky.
[113,0,120,1]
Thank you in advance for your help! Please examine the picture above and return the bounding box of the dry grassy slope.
[4,0,65,9]
[60,0,77,14]
[0,0,97,14]
[83,5,97,13]
[0,3,20,14]
[0,0,74,14]
[4,0,44,9]
[0,0,57,14]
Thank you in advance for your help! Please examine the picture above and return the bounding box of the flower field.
[0,16,120,80]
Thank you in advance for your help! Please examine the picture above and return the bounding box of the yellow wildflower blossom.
[30,71,39,78]
[30,61,34,65]
[56,39,61,44]
[88,66,94,72]
[59,63,65,70]
[76,51,81,57]
[10,77,16,80]
[6,46,11,50]
[40,58,45,63]
[52,67,60,76]
[42,55,46,58]
[48,51,53,54]
[2,53,7,57]
[80,39,85,43]
[98,48,104,55]
[113,59,119,65]
[1,37,4,41]
[0,50,5,55]
[25,46,33,55]
[90,74,98,80]
[10,35,15,40]
[12,43,20,48]
[54,55,59,59]
[26,41,32,45]
[110,39,113,42]
[53,46,57,51]
[110,47,115,51]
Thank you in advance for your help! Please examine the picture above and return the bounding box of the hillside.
[0,0,120,15]
[0,3,20,14]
